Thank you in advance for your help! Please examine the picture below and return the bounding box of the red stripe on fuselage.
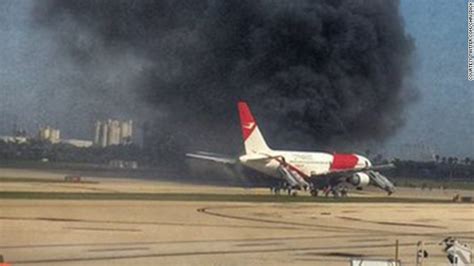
[330,153,358,170]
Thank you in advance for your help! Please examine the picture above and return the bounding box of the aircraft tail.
[238,101,271,154]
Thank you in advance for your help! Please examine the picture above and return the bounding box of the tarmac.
[0,168,473,265]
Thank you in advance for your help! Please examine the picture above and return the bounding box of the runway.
[0,168,473,265]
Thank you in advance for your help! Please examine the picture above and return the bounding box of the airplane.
[186,101,395,197]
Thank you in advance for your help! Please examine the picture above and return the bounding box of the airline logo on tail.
[242,122,255,130]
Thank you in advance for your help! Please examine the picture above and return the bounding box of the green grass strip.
[0,177,98,184]
[0,191,462,204]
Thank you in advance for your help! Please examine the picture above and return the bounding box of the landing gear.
[272,183,349,198]
[323,186,332,197]
[270,187,281,195]
[270,182,290,196]
[269,184,302,197]
[319,185,347,198]
[330,186,348,198]
[340,187,348,197]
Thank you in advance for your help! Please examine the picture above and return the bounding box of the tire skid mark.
[0,215,297,231]
[87,247,149,252]
[64,227,141,232]
[337,216,447,229]
[11,242,418,264]
[197,207,349,233]
[0,234,368,250]
[234,242,283,247]
[197,206,474,238]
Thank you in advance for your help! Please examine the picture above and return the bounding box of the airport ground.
[0,168,473,265]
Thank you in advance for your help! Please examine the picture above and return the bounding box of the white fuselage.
[239,150,371,179]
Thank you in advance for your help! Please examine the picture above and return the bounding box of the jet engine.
[349,172,371,187]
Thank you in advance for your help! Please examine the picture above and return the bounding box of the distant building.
[0,135,27,144]
[94,120,133,147]
[60,139,93,148]
[38,126,60,143]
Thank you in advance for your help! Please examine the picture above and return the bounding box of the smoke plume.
[34,0,415,153]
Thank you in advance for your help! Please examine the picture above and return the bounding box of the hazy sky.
[0,1,472,157]
[389,0,473,157]
[0,1,147,140]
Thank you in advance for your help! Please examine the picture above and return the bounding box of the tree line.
[0,138,185,168]
[1,139,473,180]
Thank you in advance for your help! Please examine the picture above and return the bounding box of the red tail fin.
[238,101,256,141]
[237,101,270,154]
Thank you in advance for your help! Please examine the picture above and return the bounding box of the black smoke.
[34,0,415,153]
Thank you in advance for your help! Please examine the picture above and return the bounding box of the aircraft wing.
[309,164,396,194]
[312,163,395,178]
[185,151,236,165]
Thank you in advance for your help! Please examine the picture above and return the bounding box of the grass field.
[0,191,463,203]
[0,177,99,184]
